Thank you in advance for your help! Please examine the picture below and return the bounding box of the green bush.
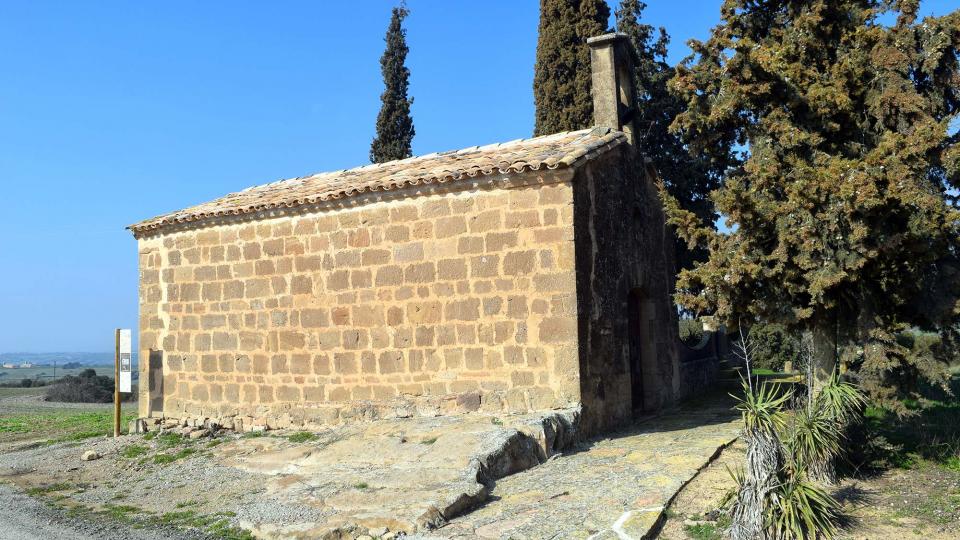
[286,431,318,443]
[43,369,133,403]
[0,378,48,388]
[679,318,705,347]
[748,323,800,372]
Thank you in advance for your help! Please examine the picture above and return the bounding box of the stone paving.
[429,397,740,540]
[220,410,578,539]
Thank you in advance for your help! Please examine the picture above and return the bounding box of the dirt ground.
[659,441,960,540]
[0,389,587,540]
[6,387,956,540]
[0,389,740,540]
[0,484,199,540]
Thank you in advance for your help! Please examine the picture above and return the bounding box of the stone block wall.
[572,149,681,435]
[136,174,581,429]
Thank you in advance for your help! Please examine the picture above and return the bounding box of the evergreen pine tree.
[370,4,415,164]
[663,0,960,407]
[533,0,610,136]
[615,0,722,273]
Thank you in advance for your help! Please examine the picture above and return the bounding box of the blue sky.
[0,1,955,352]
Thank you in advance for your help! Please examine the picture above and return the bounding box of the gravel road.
[0,485,197,540]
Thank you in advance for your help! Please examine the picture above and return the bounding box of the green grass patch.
[153,447,197,465]
[0,411,136,443]
[683,513,731,540]
[0,417,30,433]
[53,499,253,540]
[684,522,721,540]
[353,482,369,490]
[286,431,317,443]
[66,504,93,519]
[863,374,960,470]
[121,444,149,459]
[156,432,186,449]
[0,386,46,398]
[101,503,143,522]
[151,509,253,540]
[26,482,71,496]
[206,438,224,448]
[421,436,438,445]
[143,431,157,440]
[893,490,960,526]
[241,430,267,438]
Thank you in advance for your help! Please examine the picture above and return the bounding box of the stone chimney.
[587,33,637,145]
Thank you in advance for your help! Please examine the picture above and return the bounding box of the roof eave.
[128,128,627,238]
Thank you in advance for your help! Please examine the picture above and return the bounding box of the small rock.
[382,533,396,540]
[189,429,210,439]
[81,451,101,461]
[368,527,388,537]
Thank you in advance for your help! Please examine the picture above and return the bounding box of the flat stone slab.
[429,400,740,539]
[218,410,578,538]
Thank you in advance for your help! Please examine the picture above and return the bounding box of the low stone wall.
[676,330,724,401]
[677,356,720,402]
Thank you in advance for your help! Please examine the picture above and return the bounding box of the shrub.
[0,378,48,388]
[286,432,317,443]
[748,323,800,372]
[729,367,863,540]
[44,369,131,403]
[679,318,705,347]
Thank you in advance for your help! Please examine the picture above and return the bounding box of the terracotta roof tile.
[129,127,626,236]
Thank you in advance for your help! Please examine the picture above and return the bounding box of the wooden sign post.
[114,329,132,438]
[114,330,120,437]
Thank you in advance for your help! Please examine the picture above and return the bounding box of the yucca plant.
[786,403,843,486]
[767,471,841,540]
[729,380,790,540]
[727,324,864,539]
[803,369,867,483]
[814,369,866,423]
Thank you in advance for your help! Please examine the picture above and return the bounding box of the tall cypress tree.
[370,4,415,164]
[533,0,610,136]
[615,0,722,273]
[664,0,960,407]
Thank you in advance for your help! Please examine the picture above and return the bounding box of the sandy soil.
[659,441,960,540]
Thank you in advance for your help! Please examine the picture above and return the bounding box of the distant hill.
[0,352,138,367]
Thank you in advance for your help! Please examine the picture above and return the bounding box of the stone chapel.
[130,34,714,436]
